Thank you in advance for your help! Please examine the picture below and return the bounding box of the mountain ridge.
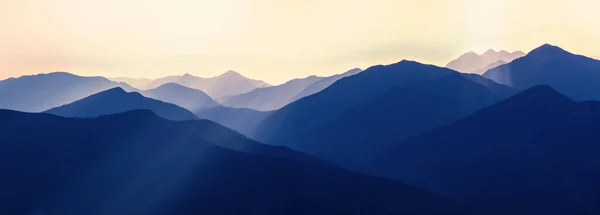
[45,87,198,121]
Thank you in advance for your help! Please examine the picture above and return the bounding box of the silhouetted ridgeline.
[372,85,600,215]
[0,109,467,215]
[484,44,600,100]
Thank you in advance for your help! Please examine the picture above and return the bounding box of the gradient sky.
[1,0,599,84]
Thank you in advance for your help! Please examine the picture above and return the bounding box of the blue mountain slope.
[372,85,600,215]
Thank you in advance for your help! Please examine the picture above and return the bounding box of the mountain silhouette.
[253,60,512,170]
[141,83,221,112]
[371,85,600,215]
[483,44,600,99]
[45,88,198,121]
[194,106,273,136]
[143,71,270,98]
[111,77,152,89]
[484,44,600,100]
[0,72,135,112]
[293,68,362,101]
[0,109,467,215]
[447,50,524,74]
[220,75,323,111]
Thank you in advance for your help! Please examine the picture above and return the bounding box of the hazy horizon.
[1,0,599,84]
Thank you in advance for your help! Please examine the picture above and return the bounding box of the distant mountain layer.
[141,83,221,112]
[111,77,152,89]
[252,60,513,170]
[483,44,600,100]
[221,68,362,111]
[45,88,198,121]
[371,85,600,215]
[221,75,323,111]
[0,72,135,112]
[446,49,524,74]
[0,109,466,215]
[142,71,270,98]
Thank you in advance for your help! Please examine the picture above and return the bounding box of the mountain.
[252,60,512,170]
[45,88,198,121]
[0,109,467,215]
[141,83,221,112]
[293,68,363,101]
[194,106,273,136]
[220,75,323,111]
[371,85,600,215]
[0,72,135,112]
[483,44,600,100]
[446,49,525,74]
[111,77,152,89]
[143,71,270,98]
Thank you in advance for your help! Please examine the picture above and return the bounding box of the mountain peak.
[182,73,195,77]
[221,70,242,77]
[484,49,497,55]
[102,87,127,94]
[505,85,575,108]
[530,43,567,54]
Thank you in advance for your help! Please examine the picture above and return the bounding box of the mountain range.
[371,85,600,215]
[446,49,525,74]
[220,68,362,111]
[0,109,466,215]
[0,72,134,112]
[3,43,600,215]
[220,75,323,111]
[484,44,600,100]
[141,71,270,98]
[251,60,513,170]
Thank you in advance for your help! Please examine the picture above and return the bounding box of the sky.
[1,0,599,84]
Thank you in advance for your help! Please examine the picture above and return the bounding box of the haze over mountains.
[0,109,466,215]
[111,77,152,89]
[2,43,600,215]
[140,83,221,112]
[446,49,525,74]
[0,72,134,112]
[220,68,362,111]
[221,75,323,111]
[142,71,270,98]
[484,44,600,100]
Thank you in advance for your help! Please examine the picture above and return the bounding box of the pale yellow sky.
[1,0,599,84]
